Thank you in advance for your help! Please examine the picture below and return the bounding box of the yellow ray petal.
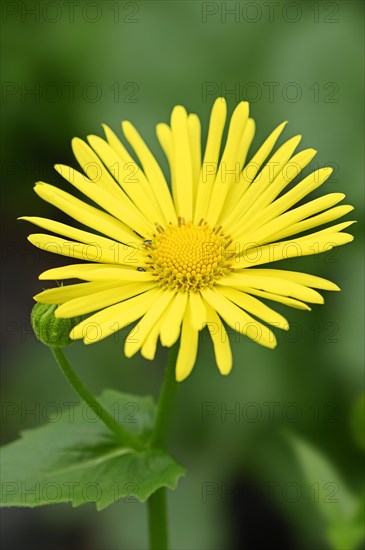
[238,117,255,168]
[67,267,155,282]
[242,149,316,217]
[188,114,202,201]
[121,121,177,224]
[194,98,227,223]
[29,234,146,272]
[234,166,334,239]
[272,205,354,241]
[38,263,153,282]
[234,228,354,269]
[219,273,324,303]
[71,287,162,343]
[21,217,144,266]
[28,233,124,264]
[227,148,317,235]
[170,105,193,219]
[205,303,232,375]
[54,165,153,237]
[222,121,288,225]
[87,133,165,226]
[141,314,164,360]
[206,101,249,225]
[71,137,122,198]
[300,220,355,237]
[219,118,255,222]
[217,286,289,330]
[160,292,188,347]
[34,182,140,246]
[245,270,340,291]
[201,288,277,349]
[156,123,173,165]
[156,122,177,214]
[240,193,346,246]
[188,291,207,331]
[34,281,119,304]
[175,306,199,382]
[125,290,175,357]
[224,133,301,231]
[101,123,131,162]
[240,134,302,211]
[103,123,165,218]
[242,120,289,180]
[242,288,311,310]
[55,281,155,318]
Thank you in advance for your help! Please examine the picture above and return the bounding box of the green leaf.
[0,390,185,510]
[287,434,364,549]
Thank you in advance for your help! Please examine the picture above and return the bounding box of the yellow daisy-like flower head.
[22,98,354,381]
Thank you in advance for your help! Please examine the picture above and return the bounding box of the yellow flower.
[22,99,354,381]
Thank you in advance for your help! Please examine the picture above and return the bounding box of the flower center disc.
[146,220,233,291]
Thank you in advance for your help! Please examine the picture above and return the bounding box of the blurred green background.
[1,1,364,549]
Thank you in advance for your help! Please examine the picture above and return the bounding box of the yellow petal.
[220,118,256,219]
[170,106,193,219]
[234,227,354,268]
[121,121,177,224]
[194,98,227,223]
[34,182,140,246]
[34,281,119,304]
[156,123,173,165]
[242,288,311,310]
[188,291,207,331]
[188,114,202,201]
[141,315,164,360]
[21,217,144,266]
[160,292,188,347]
[245,269,340,291]
[205,303,232,375]
[222,121,289,226]
[78,267,155,282]
[175,306,199,381]
[125,290,175,357]
[201,288,277,349]
[71,288,162,342]
[217,286,289,330]
[206,101,249,225]
[87,133,165,226]
[238,117,255,168]
[228,148,317,235]
[55,282,155,318]
[55,165,153,237]
[242,120,289,182]
[38,263,153,282]
[103,122,166,220]
[101,123,131,162]
[241,193,346,245]
[273,205,354,241]
[156,123,177,212]
[71,137,122,198]
[220,273,324,304]
[230,134,302,226]
[28,233,123,264]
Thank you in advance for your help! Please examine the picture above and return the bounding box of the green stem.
[148,341,180,550]
[148,488,168,550]
[51,347,144,450]
[150,341,179,448]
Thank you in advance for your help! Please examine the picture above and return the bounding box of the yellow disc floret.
[145,219,233,291]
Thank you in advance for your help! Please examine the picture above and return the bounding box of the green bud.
[31,303,82,348]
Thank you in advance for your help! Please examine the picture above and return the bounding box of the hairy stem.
[51,347,144,450]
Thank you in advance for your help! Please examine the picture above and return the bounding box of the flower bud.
[31,303,82,347]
